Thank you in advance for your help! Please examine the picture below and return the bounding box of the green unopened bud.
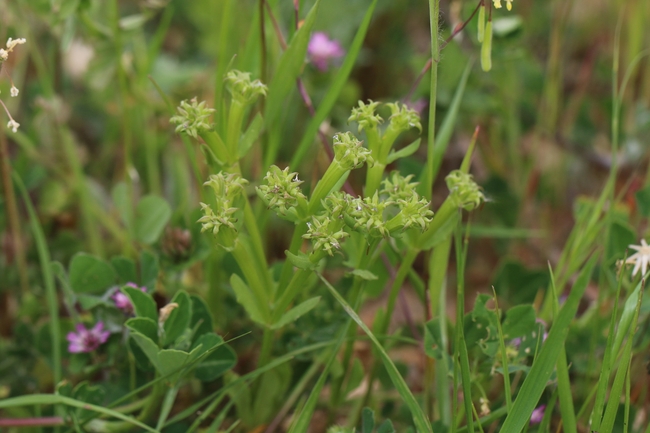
[170,97,215,139]
[225,70,268,105]
[446,170,484,211]
[303,215,349,256]
[385,102,422,133]
[381,171,419,201]
[197,202,239,250]
[333,132,374,170]
[204,172,249,203]
[348,100,382,132]
[256,165,308,222]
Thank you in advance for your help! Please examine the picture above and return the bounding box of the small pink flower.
[112,283,146,314]
[308,32,344,71]
[530,404,546,424]
[67,322,110,353]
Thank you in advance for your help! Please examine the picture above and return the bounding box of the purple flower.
[67,322,110,353]
[530,404,546,425]
[308,32,344,71]
[112,283,146,314]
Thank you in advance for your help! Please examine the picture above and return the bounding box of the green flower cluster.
[225,70,268,105]
[333,132,374,170]
[170,97,216,139]
[303,215,349,257]
[256,166,308,222]
[446,170,485,211]
[197,172,249,250]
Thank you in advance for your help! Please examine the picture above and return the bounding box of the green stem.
[308,162,346,214]
[13,172,62,387]
[424,0,440,202]
[257,327,275,367]
[0,124,29,293]
[226,100,246,158]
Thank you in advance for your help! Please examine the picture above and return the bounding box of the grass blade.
[499,256,596,433]
[0,395,158,433]
[319,274,433,433]
[264,0,320,166]
[289,0,379,168]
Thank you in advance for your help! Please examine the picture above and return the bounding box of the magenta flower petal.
[308,32,344,72]
[66,322,110,353]
[530,404,546,424]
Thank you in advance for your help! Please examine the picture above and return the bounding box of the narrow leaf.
[271,297,321,330]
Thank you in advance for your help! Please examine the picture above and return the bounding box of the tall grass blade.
[499,257,596,433]
[319,274,433,433]
[290,0,379,168]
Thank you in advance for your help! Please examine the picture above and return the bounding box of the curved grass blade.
[319,274,433,433]
[0,395,157,433]
[264,0,320,166]
[13,172,61,386]
[499,256,596,433]
[289,0,379,168]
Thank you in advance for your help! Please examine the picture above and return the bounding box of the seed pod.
[477,5,486,43]
[481,20,493,72]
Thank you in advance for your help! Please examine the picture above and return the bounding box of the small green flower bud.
[256,165,308,222]
[385,102,422,133]
[225,70,268,105]
[446,170,485,211]
[380,171,419,201]
[204,172,249,203]
[197,202,239,250]
[303,215,349,256]
[348,100,382,132]
[170,97,215,139]
[333,132,374,170]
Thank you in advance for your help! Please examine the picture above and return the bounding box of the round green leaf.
[69,253,116,294]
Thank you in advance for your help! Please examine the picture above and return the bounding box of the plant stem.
[424,0,441,202]
[0,124,29,293]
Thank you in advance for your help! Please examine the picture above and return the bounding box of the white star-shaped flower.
[626,239,650,276]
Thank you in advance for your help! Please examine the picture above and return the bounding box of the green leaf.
[362,407,375,433]
[125,317,158,343]
[111,256,137,284]
[290,0,380,167]
[344,358,365,398]
[190,295,215,338]
[124,286,157,322]
[320,274,433,433]
[164,291,192,346]
[157,344,204,383]
[134,195,172,245]
[77,294,106,310]
[192,333,237,382]
[140,250,159,290]
[635,184,650,217]
[69,252,116,294]
[499,257,596,433]
[230,274,267,326]
[130,332,162,371]
[502,304,536,339]
[386,138,421,164]
[264,0,320,129]
[271,296,320,330]
[350,269,378,281]
[238,112,264,158]
[285,250,316,271]
[377,420,396,433]
[112,182,132,232]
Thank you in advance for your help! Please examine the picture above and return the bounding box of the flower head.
[10,86,18,97]
[625,239,650,277]
[308,32,345,72]
[112,283,147,314]
[530,404,546,425]
[224,70,267,105]
[169,97,215,139]
[0,37,26,64]
[7,119,19,133]
[493,0,513,10]
[67,322,110,353]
